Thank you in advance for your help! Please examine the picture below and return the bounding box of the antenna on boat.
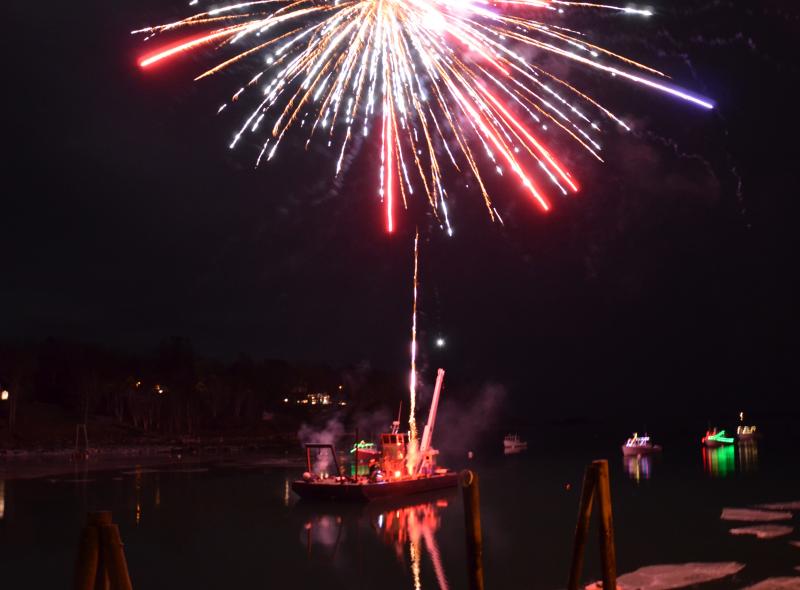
[392,401,403,435]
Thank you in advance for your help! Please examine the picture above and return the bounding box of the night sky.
[4,1,800,416]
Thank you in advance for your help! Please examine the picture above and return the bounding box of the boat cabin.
[380,432,407,478]
[350,440,379,476]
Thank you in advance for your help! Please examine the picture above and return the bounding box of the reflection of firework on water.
[379,502,450,590]
[135,0,712,232]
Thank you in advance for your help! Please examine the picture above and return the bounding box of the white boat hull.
[621,444,661,456]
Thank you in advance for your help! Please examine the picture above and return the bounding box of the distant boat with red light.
[621,433,662,456]
[702,428,735,448]
[292,369,458,502]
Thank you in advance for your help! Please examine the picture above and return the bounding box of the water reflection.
[701,441,760,478]
[702,445,735,477]
[0,479,5,519]
[377,500,450,590]
[737,440,759,474]
[298,491,453,589]
[134,469,143,525]
[302,515,345,557]
[623,455,653,484]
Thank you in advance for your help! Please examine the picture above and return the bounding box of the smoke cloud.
[298,415,346,474]
[434,383,507,452]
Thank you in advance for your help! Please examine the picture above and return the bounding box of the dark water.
[1,424,799,589]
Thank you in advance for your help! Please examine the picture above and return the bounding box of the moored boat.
[503,434,528,453]
[736,412,757,441]
[292,368,458,502]
[702,428,735,448]
[621,433,662,456]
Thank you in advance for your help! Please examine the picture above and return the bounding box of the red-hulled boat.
[292,369,458,502]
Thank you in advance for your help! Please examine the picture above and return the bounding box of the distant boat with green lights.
[621,433,662,456]
[702,428,735,448]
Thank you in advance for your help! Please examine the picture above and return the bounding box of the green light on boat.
[708,430,735,444]
[350,441,375,453]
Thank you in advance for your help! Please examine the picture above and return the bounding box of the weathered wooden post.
[74,513,105,590]
[73,511,133,590]
[567,462,598,590]
[99,523,134,590]
[567,460,617,590]
[595,460,617,590]
[460,469,485,590]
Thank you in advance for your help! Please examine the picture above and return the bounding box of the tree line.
[0,337,404,437]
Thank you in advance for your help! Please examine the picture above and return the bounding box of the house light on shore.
[0,390,9,401]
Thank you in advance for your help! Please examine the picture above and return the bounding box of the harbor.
[3,0,799,587]
[2,416,799,589]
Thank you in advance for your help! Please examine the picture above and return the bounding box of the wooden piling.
[567,462,598,590]
[460,469,485,590]
[595,460,617,590]
[99,524,134,590]
[73,511,133,590]
[566,460,618,590]
[73,521,100,590]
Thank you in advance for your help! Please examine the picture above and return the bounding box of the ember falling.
[133,0,712,233]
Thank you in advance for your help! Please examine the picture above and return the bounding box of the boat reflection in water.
[0,479,5,520]
[702,440,759,478]
[702,444,735,477]
[623,454,654,484]
[737,440,759,474]
[298,490,454,589]
[377,499,450,590]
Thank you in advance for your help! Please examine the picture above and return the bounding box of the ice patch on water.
[742,577,800,589]
[730,525,794,539]
[586,562,744,590]
[722,508,793,522]
[758,502,800,512]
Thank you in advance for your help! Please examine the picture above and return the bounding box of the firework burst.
[134,0,712,233]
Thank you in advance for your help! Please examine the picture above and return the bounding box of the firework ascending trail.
[134,0,713,233]
[407,229,420,475]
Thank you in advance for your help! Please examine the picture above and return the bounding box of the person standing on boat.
[368,458,380,482]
